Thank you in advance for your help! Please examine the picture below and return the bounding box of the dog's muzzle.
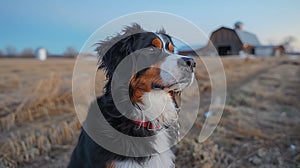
[177,57,196,72]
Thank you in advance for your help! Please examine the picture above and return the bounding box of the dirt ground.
[0,56,299,168]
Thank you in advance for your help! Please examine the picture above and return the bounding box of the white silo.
[35,47,47,60]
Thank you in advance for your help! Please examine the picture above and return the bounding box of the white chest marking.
[113,149,175,168]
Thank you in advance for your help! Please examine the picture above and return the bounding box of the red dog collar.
[132,120,162,130]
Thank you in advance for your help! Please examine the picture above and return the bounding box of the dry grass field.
[0,56,299,168]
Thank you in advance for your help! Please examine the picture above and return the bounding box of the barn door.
[218,46,231,56]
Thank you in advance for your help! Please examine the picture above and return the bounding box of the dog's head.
[96,24,195,127]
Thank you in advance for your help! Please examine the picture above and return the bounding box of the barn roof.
[177,44,204,52]
[177,26,263,55]
[235,29,260,46]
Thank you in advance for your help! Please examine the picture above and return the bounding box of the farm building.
[178,22,285,56]
[35,47,47,60]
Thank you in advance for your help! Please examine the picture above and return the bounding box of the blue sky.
[1,0,299,54]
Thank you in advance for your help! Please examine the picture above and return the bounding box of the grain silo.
[35,47,47,60]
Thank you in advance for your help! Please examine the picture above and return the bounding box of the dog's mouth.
[151,81,190,109]
[151,79,192,92]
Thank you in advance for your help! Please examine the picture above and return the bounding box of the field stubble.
[0,56,299,168]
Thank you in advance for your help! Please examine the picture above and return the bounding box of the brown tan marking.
[152,37,163,49]
[106,162,115,168]
[130,66,164,103]
[168,43,174,52]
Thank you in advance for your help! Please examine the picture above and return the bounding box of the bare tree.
[63,46,78,58]
[20,48,34,58]
[282,36,296,52]
[6,45,17,57]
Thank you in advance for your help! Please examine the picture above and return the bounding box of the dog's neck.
[133,90,180,156]
[135,90,179,126]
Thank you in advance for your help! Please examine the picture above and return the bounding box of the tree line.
[0,46,78,58]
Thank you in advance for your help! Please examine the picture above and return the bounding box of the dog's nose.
[178,57,196,69]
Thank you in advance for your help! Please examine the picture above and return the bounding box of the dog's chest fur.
[113,130,175,168]
[113,92,177,168]
[138,91,178,125]
[114,150,175,168]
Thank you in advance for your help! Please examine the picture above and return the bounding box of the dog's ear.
[96,23,144,79]
[97,35,136,79]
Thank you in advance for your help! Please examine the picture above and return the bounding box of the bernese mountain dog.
[68,24,196,168]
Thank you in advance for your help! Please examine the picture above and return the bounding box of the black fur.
[68,24,176,168]
[96,24,173,94]
[68,95,156,168]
